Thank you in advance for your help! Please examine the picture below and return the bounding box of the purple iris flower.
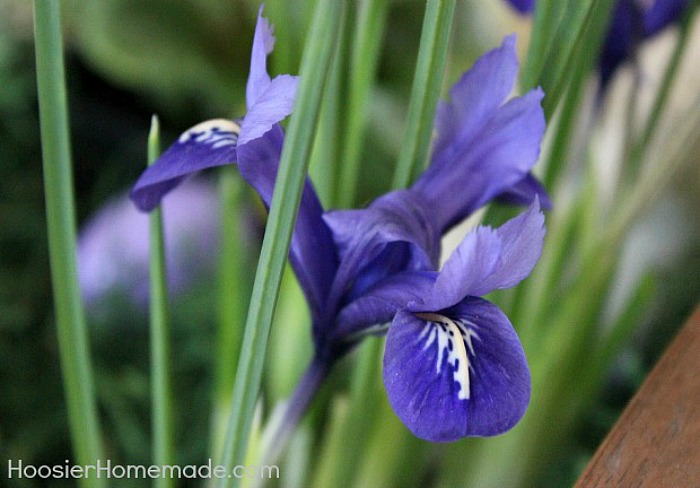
[130,7,337,324]
[129,8,547,441]
[381,202,544,440]
[504,0,691,88]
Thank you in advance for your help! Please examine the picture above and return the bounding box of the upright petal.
[130,119,240,211]
[236,125,337,324]
[414,87,545,233]
[430,201,545,309]
[476,199,545,294]
[383,297,530,441]
[239,74,298,146]
[247,6,275,109]
[429,36,519,170]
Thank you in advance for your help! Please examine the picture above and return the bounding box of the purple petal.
[429,225,502,311]
[430,202,545,308]
[239,74,298,146]
[333,271,436,341]
[323,190,439,312]
[236,125,336,324]
[383,297,530,441]
[599,0,644,88]
[429,35,519,170]
[414,50,545,233]
[505,0,535,14]
[496,172,552,210]
[130,119,239,211]
[478,199,545,294]
[246,6,276,109]
[644,0,689,36]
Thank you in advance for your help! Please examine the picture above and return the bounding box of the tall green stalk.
[147,116,173,485]
[336,0,389,207]
[392,0,456,189]
[211,169,251,459]
[33,0,104,482]
[216,3,341,486]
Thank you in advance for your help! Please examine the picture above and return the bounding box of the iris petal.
[247,6,275,109]
[130,119,240,211]
[496,173,552,210]
[430,35,519,166]
[505,0,535,14]
[414,69,545,233]
[239,74,298,146]
[237,125,336,324]
[323,190,438,316]
[645,0,689,35]
[383,297,530,441]
[428,201,544,310]
[333,270,436,341]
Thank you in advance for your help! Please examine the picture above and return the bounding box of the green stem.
[521,0,568,91]
[211,168,251,459]
[323,339,384,488]
[147,116,174,483]
[216,2,341,485]
[309,2,348,207]
[336,0,389,207]
[392,0,456,189]
[540,0,615,120]
[33,0,105,480]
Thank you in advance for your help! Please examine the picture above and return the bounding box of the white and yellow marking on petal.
[416,312,480,400]
[178,118,241,148]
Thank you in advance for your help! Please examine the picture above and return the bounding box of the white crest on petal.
[416,312,480,400]
[178,119,241,148]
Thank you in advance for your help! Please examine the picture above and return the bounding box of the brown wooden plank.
[575,305,700,488]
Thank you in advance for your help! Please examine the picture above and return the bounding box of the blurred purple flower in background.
[505,0,691,88]
[78,179,219,310]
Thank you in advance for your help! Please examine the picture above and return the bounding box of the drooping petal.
[496,172,552,210]
[239,74,298,146]
[246,6,275,109]
[130,119,240,211]
[430,202,545,309]
[333,270,436,342]
[414,86,545,233]
[383,297,530,441]
[236,125,336,324]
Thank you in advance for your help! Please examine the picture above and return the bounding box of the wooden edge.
[574,305,700,487]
